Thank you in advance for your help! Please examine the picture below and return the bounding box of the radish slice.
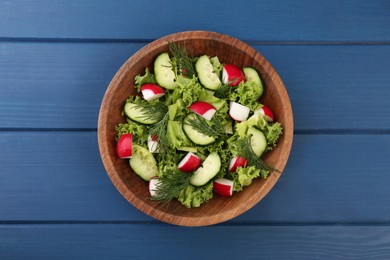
[147,135,159,153]
[229,156,248,172]
[213,178,234,197]
[189,101,217,121]
[222,64,245,86]
[229,102,250,122]
[254,105,274,122]
[178,152,202,173]
[116,133,133,159]
[149,177,161,197]
[141,84,165,101]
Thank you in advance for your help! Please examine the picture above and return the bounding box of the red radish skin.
[255,105,274,122]
[189,101,217,121]
[178,152,202,173]
[147,135,159,153]
[141,84,165,101]
[149,177,161,197]
[222,64,245,86]
[229,102,250,122]
[229,156,248,172]
[116,133,133,159]
[213,178,234,197]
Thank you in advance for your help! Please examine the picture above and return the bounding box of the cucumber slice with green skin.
[182,114,216,145]
[124,102,160,125]
[196,55,221,90]
[129,145,158,181]
[154,52,177,89]
[190,152,221,186]
[247,126,267,157]
[243,67,263,98]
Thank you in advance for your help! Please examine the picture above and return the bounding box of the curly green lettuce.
[231,166,263,192]
[178,182,213,208]
[229,81,262,110]
[175,75,203,107]
[134,68,157,91]
[264,122,283,151]
[115,119,147,146]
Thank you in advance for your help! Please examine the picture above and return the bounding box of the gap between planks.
[1,37,390,46]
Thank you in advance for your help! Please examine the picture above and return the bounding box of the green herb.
[185,114,227,138]
[238,134,280,174]
[150,172,192,203]
[129,101,168,123]
[148,112,169,155]
[214,82,232,99]
[169,42,196,78]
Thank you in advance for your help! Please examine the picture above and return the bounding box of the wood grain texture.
[98,31,293,226]
[0,133,389,223]
[1,43,390,129]
[1,0,390,42]
[2,224,390,259]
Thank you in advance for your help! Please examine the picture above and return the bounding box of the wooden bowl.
[98,31,293,226]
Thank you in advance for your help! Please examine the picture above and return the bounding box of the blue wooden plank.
[1,224,390,259]
[1,0,390,42]
[1,42,389,129]
[0,132,389,223]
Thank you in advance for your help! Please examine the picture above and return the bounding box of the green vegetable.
[134,68,157,91]
[264,122,283,151]
[230,81,263,110]
[178,182,213,208]
[230,166,261,192]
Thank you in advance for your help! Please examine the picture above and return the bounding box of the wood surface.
[0,0,389,257]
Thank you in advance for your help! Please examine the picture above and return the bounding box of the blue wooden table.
[1,0,390,258]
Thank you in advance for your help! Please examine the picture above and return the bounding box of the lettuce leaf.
[167,120,192,149]
[134,68,157,91]
[229,81,262,110]
[176,75,203,107]
[178,182,213,208]
[264,122,283,151]
[231,166,262,192]
[116,119,147,146]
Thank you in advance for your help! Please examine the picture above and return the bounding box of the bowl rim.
[98,30,294,226]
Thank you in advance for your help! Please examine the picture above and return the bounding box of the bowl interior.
[98,31,293,226]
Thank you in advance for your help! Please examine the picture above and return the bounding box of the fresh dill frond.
[238,134,280,174]
[185,114,227,138]
[214,82,232,99]
[148,112,169,155]
[168,42,196,78]
[150,172,192,203]
[131,102,168,123]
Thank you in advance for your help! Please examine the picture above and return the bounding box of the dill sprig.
[150,172,192,203]
[214,82,232,99]
[169,42,196,78]
[131,102,168,123]
[238,134,280,173]
[185,114,227,137]
[148,112,169,155]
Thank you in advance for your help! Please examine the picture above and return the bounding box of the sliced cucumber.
[196,55,221,90]
[247,126,267,157]
[124,102,160,125]
[129,145,158,181]
[183,114,216,145]
[190,152,221,186]
[243,67,263,98]
[154,52,177,89]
